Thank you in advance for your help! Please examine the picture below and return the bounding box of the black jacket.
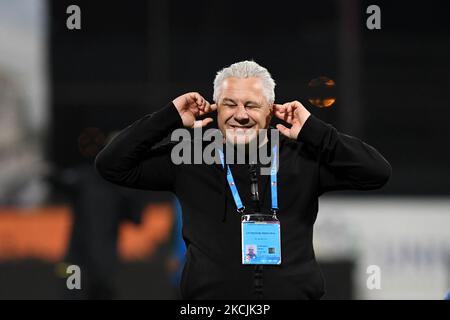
[95,102,391,300]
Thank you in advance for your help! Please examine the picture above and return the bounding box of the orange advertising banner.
[0,204,173,262]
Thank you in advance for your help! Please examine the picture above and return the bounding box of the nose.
[234,104,249,123]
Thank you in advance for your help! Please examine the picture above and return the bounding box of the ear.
[266,103,274,117]
[265,106,273,127]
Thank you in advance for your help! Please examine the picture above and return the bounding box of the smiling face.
[217,77,273,145]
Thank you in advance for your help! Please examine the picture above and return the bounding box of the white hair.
[213,60,276,104]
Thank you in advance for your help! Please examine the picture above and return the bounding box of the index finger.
[189,92,205,106]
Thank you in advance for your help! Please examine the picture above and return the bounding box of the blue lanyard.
[217,145,279,214]
[270,144,279,211]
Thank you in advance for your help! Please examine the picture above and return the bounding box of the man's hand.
[172,92,217,128]
[273,101,311,140]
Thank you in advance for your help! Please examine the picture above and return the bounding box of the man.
[246,246,257,260]
[95,61,391,299]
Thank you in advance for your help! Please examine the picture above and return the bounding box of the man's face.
[217,77,272,145]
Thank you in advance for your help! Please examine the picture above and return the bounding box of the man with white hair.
[96,60,391,299]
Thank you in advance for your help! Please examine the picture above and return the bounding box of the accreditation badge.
[241,214,281,265]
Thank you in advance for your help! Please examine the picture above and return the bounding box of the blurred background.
[0,0,449,299]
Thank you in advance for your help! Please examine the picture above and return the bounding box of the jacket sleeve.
[297,115,392,194]
[95,102,183,191]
